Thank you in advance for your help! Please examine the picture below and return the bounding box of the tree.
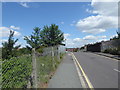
[111,30,120,40]
[112,30,120,54]
[40,24,64,46]
[17,47,31,55]
[117,31,120,52]
[24,27,41,49]
[2,30,21,59]
[117,31,120,39]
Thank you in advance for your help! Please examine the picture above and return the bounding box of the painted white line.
[92,53,119,62]
[114,69,120,73]
[71,53,87,88]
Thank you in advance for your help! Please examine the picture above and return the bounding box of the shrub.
[103,48,119,55]
[2,55,32,88]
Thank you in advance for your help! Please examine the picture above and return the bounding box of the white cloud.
[19,2,29,8]
[66,37,90,48]
[10,25,20,30]
[83,35,96,40]
[76,0,118,34]
[0,39,7,43]
[73,38,82,42]
[110,34,118,39]
[82,29,106,34]
[64,34,108,48]
[91,1,118,16]
[76,15,117,34]
[83,35,107,40]
[86,8,93,13]
[0,27,21,37]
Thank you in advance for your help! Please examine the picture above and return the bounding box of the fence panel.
[1,45,65,88]
[33,45,65,88]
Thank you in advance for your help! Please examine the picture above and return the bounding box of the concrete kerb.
[93,52,120,61]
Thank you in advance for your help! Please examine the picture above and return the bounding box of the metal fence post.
[51,46,55,70]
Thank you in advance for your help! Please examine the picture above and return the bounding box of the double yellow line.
[71,53,94,89]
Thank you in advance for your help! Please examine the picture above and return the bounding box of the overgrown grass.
[36,53,65,87]
[103,48,120,55]
[2,55,32,88]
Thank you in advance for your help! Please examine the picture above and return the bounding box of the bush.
[2,55,32,88]
[103,48,119,55]
[74,48,79,52]
[36,46,46,53]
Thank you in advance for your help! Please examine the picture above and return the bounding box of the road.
[48,52,119,88]
[73,52,119,88]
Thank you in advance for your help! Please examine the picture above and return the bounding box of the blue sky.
[1,1,118,48]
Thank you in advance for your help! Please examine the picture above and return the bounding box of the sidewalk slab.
[48,53,82,88]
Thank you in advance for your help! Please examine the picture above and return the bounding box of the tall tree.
[24,27,41,49]
[40,24,64,46]
[2,30,21,59]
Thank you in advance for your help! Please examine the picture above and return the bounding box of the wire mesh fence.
[32,45,66,88]
[2,55,32,88]
[1,45,65,88]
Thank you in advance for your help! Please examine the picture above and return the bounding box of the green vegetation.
[74,48,79,52]
[103,48,120,55]
[40,24,64,46]
[2,30,21,59]
[107,30,120,55]
[60,53,65,59]
[111,31,120,40]
[2,55,32,88]
[24,24,64,49]
[1,24,65,88]
[36,54,64,87]
[17,47,32,55]
[24,27,41,49]
[0,48,2,59]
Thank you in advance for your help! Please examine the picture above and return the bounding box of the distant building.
[66,48,75,52]
[66,48,80,52]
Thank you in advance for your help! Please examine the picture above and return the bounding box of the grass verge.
[36,53,65,88]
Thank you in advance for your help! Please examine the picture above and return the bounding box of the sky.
[0,0,119,48]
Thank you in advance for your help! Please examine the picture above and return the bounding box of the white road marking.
[114,69,120,73]
[91,53,119,62]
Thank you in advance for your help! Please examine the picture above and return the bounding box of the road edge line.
[72,53,94,89]
[71,53,87,88]
[92,53,119,62]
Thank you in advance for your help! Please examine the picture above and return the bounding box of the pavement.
[48,53,82,88]
[93,52,120,60]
